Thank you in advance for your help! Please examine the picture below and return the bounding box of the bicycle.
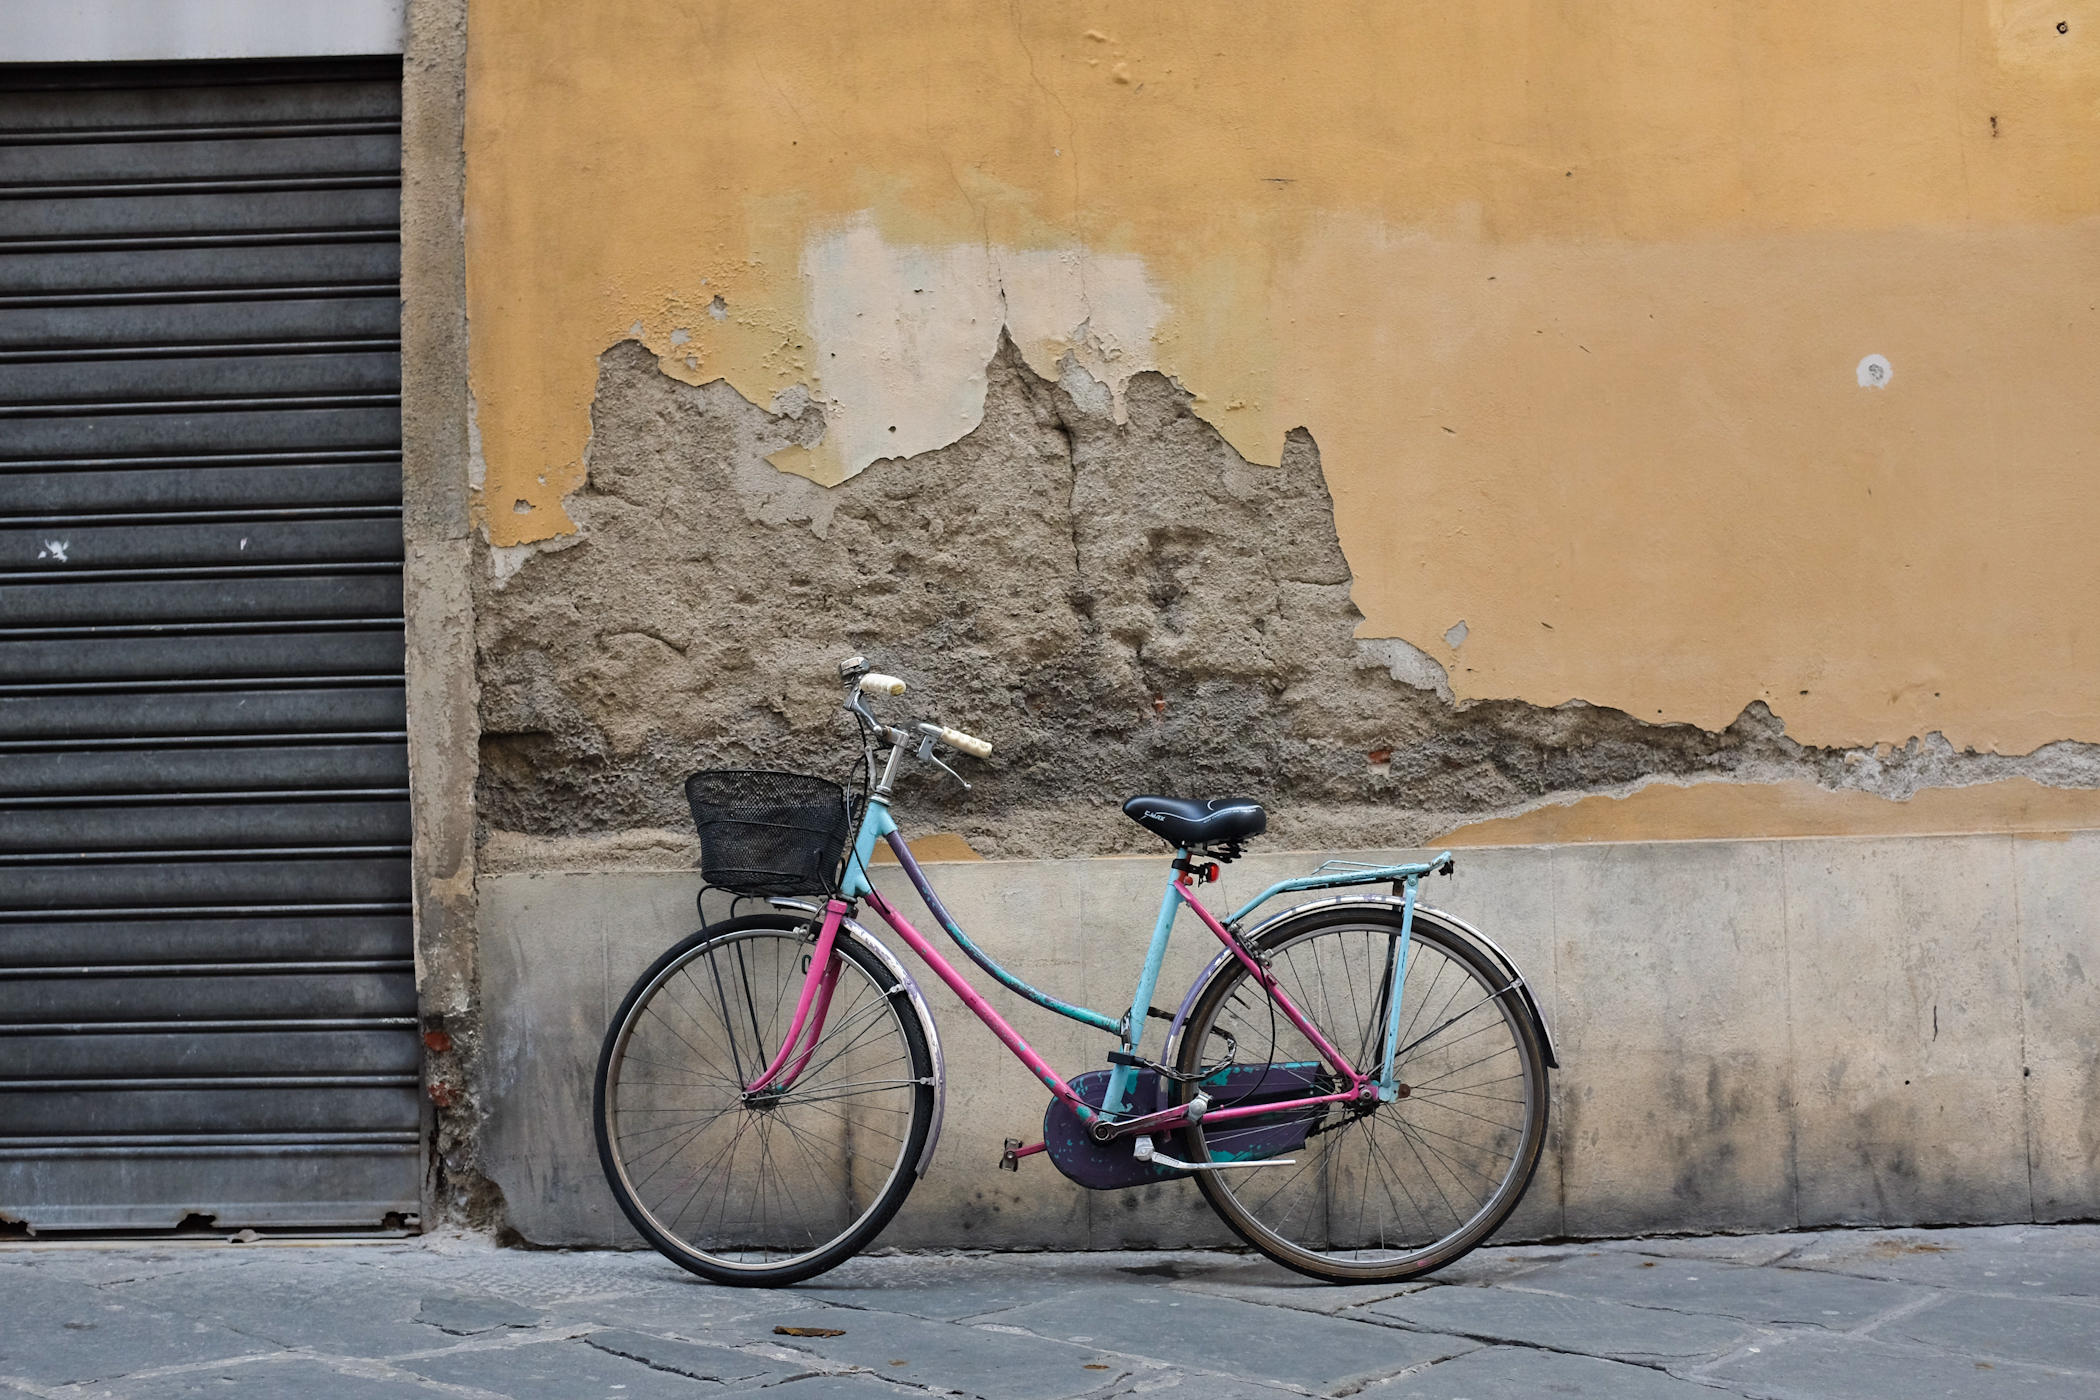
[594,656,1557,1287]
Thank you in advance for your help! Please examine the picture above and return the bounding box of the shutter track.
[0,58,418,1233]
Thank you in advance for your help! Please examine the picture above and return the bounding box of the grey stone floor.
[1,1225,2096,1399]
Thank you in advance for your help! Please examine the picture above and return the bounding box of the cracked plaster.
[472,341,2100,868]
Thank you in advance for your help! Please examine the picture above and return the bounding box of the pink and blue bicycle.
[593,657,1556,1286]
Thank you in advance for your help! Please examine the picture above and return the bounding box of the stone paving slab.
[400,1335,724,1398]
[1365,1345,1730,1398]
[1879,1290,2100,1373]
[1780,1225,2100,1295]
[661,1310,1127,1399]
[100,1357,450,1400]
[1354,1284,1759,1363]
[103,1257,494,1358]
[580,1329,827,1389]
[1697,1330,2100,1400]
[2,1226,2098,1399]
[1501,1250,1925,1328]
[985,1285,1479,1390]
[0,1271,276,1388]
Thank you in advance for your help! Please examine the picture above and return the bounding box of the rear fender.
[1168,894,1558,1073]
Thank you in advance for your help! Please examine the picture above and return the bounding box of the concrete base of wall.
[478,832,2100,1249]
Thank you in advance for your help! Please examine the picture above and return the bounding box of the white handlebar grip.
[859,672,907,696]
[938,726,993,760]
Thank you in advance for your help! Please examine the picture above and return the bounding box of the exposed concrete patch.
[401,0,502,1233]
[473,338,2100,867]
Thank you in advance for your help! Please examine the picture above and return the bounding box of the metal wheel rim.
[603,929,921,1273]
[1186,919,1544,1276]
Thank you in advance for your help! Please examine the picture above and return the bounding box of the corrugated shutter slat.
[0,57,416,1234]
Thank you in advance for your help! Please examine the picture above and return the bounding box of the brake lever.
[915,730,972,790]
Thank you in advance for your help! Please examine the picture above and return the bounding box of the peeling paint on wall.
[464,2,2100,758]
[1441,775,2100,846]
[473,342,2100,867]
[774,215,1166,484]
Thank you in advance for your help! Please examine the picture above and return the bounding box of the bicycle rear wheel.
[594,912,934,1286]
[1174,903,1549,1283]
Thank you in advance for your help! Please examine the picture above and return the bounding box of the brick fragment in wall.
[472,337,2100,861]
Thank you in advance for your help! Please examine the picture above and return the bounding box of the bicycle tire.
[1173,903,1549,1283]
[594,912,934,1286]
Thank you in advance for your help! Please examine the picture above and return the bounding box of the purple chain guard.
[1042,1063,1327,1191]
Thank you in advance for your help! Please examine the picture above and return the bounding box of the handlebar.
[921,722,992,760]
[840,656,994,767]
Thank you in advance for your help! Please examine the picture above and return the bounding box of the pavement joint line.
[300,1351,513,1399]
[1480,1277,1867,1331]
[382,1321,603,1358]
[582,1331,842,1387]
[1339,1311,1717,1377]
[1163,1279,1432,1316]
[1686,1330,1801,1381]
[1838,1285,1945,1339]
[26,1343,515,1400]
[961,1320,1330,1396]
[1684,1313,2100,1389]
[1322,1348,1478,1399]
[1327,1350,1453,1397]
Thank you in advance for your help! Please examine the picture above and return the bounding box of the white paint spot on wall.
[37,539,68,562]
[786,214,1167,481]
[668,327,690,346]
[466,389,487,491]
[707,296,727,321]
[1444,619,1470,649]
[1856,354,1893,389]
[488,533,584,587]
[1354,637,1455,704]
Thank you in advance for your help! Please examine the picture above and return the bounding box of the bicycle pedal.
[1000,1138,1023,1172]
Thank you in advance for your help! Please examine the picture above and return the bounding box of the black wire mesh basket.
[684,769,854,897]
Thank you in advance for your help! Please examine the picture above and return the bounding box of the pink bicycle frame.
[748,836,1374,1140]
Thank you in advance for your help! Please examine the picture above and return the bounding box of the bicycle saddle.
[1121,795,1267,849]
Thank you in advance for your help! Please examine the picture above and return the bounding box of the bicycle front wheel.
[1174,903,1549,1283]
[594,913,934,1286]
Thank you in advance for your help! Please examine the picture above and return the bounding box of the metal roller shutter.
[0,59,419,1233]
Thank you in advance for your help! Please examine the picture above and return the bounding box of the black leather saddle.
[1121,795,1267,850]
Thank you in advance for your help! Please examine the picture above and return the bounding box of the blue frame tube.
[1376,875,1419,1095]
[1223,852,1454,927]
[1100,871,1185,1114]
[849,801,1121,1036]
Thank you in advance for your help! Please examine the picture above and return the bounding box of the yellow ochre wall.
[463,1,2100,772]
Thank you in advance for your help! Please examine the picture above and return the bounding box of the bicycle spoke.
[600,926,928,1280]
[1182,914,1545,1282]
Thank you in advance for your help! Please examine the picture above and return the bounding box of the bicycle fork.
[739,898,847,1096]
